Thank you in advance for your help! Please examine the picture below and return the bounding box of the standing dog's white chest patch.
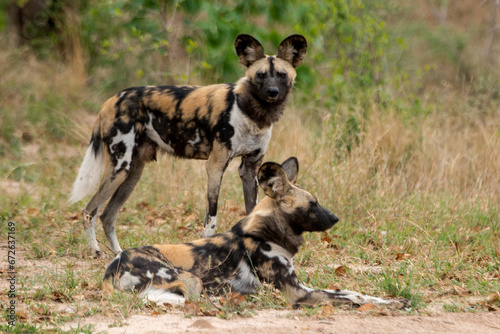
[229,103,272,157]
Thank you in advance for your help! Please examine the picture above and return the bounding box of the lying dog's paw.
[387,299,411,310]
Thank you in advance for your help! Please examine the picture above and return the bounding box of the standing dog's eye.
[257,72,267,79]
[277,72,287,79]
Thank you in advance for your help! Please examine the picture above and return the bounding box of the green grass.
[2,105,500,330]
[1,3,500,331]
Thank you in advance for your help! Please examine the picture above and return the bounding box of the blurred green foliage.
[4,0,497,153]
[2,0,391,99]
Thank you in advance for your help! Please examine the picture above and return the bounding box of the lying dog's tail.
[68,127,105,204]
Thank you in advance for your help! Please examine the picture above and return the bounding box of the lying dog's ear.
[277,35,307,68]
[281,157,299,184]
[235,34,266,67]
[258,162,291,199]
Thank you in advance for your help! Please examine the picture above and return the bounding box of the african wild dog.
[68,34,308,258]
[102,157,410,309]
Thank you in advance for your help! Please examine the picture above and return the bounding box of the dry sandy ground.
[3,242,500,334]
[65,309,500,334]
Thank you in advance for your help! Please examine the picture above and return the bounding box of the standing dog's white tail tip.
[68,145,104,204]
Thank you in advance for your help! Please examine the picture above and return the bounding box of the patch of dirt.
[0,179,34,197]
[63,309,500,334]
[3,244,500,334]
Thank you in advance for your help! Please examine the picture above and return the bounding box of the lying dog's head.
[257,157,339,234]
[235,34,307,103]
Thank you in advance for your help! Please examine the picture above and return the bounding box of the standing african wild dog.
[103,157,410,309]
[68,34,307,258]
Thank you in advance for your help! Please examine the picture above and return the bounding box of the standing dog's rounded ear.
[235,34,266,67]
[277,35,307,68]
[258,162,291,199]
[281,157,299,184]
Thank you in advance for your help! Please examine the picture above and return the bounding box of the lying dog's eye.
[277,72,286,79]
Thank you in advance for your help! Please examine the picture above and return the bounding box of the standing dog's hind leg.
[82,207,101,257]
[100,158,146,254]
[83,169,128,258]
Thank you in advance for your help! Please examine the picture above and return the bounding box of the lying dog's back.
[103,229,259,301]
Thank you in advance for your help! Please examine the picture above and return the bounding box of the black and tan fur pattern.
[103,158,410,309]
[69,34,308,258]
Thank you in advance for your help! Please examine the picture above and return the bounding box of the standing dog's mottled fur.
[103,158,410,309]
[69,34,307,258]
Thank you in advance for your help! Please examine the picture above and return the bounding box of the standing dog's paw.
[90,248,108,260]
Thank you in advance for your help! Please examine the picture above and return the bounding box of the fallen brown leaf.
[34,315,53,323]
[227,292,246,307]
[16,311,28,321]
[136,201,152,211]
[320,304,335,317]
[335,265,348,276]
[184,300,199,316]
[357,303,377,312]
[27,208,41,216]
[52,291,71,302]
[200,307,218,317]
[487,305,498,312]
[321,232,333,244]
[395,253,411,261]
[487,292,500,304]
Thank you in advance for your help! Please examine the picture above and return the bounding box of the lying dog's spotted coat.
[103,158,410,309]
[69,34,307,258]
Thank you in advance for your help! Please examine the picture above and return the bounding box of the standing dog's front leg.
[238,153,264,215]
[202,144,231,238]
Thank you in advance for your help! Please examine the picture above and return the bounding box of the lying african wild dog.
[68,34,307,258]
[103,157,410,309]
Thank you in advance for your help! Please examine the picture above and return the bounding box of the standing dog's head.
[235,34,307,103]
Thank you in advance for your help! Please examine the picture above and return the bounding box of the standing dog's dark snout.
[267,87,279,97]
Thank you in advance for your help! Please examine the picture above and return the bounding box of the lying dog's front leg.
[287,283,410,309]
[270,266,410,310]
